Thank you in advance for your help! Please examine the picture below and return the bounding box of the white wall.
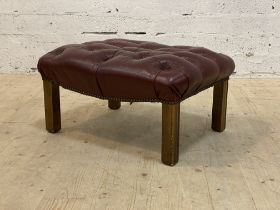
[0,0,279,78]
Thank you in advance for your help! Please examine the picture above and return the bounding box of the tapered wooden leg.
[108,100,121,110]
[43,80,61,133]
[162,103,180,166]
[212,79,228,132]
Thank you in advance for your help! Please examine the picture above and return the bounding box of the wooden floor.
[0,74,280,210]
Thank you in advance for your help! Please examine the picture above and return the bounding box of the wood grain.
[212,79,228,132]
[43,80,61,133]
[162,103,180,166]
[0,74,280,210]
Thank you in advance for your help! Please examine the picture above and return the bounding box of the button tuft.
[159,60,171,70]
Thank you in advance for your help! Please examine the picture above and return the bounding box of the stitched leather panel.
[38,39,235,103]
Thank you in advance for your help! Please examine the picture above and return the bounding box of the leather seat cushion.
[38,39,235,103]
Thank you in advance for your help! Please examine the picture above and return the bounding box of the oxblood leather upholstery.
[38,39,235,103]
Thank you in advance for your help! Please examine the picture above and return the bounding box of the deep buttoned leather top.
[38,39,235,103]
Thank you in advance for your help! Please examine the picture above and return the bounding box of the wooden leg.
[212,79,229,132]
[108,100,121,110]
[162,103,180,166]
[43,80,61,133]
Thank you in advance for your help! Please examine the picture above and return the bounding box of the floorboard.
[0,74,279,210]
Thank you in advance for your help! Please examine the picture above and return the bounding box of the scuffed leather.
[38,39,235,103]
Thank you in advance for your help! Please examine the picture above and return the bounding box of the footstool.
[38,39,235,166]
